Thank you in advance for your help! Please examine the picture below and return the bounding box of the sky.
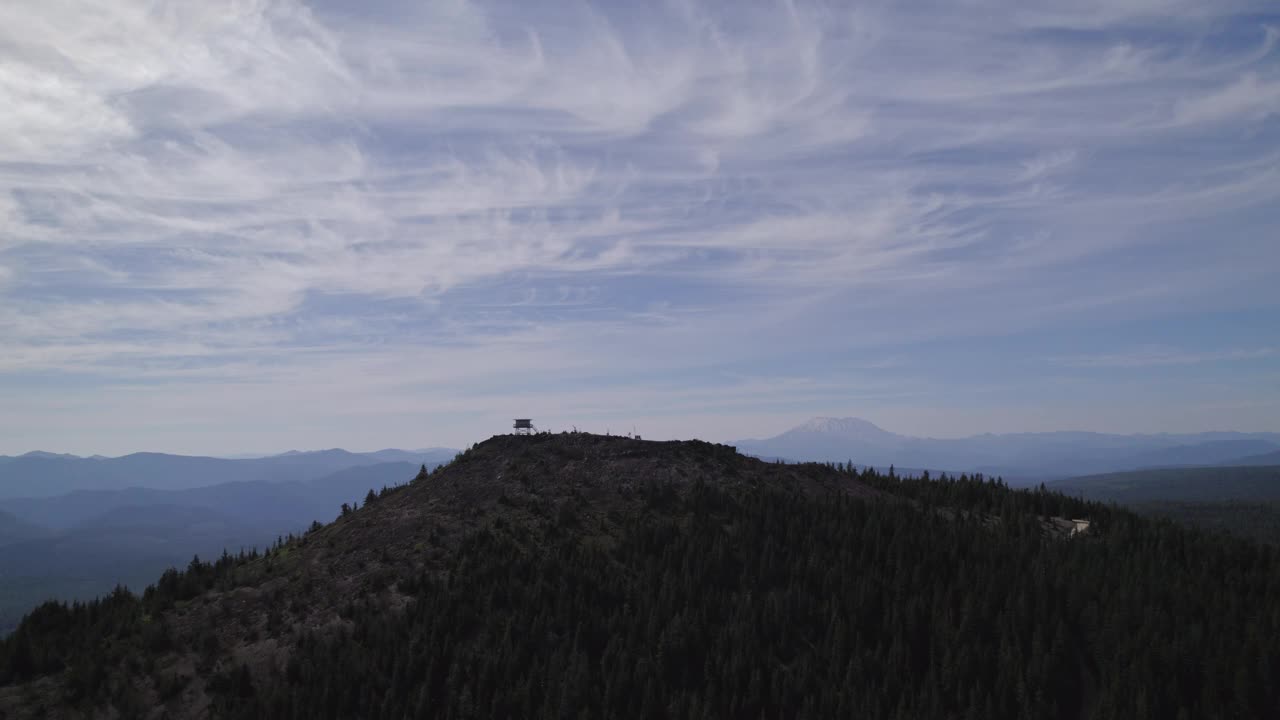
[1,0,1278,455]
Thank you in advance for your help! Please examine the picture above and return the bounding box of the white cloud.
[1174,72,1280,126]
[1019,149,1077,181]
[1,0,1278,451]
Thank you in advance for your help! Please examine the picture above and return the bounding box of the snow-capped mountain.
[734,418,1280,482]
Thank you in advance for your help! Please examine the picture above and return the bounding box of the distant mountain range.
[735,417,1280,482]
[1228,450,1280,466]
[0,447,458,499]
[0,449,456,634]
[0,509,51,546]
[2,462,425,533]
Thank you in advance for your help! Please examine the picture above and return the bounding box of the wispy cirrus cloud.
[1174,72,1280,126]
[1,0,1278,453]
[1054,347,1276,369]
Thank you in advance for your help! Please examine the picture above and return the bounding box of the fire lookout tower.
[513,419,536,435]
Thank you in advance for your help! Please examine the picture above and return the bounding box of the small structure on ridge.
[513,419,536,435]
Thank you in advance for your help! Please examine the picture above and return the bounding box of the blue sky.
[1,0,1278,455]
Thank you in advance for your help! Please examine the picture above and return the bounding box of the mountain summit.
[789,417,901,441]
[735,417,911,468]
[2,432,1277,719]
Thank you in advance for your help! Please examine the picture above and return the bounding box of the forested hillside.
[1050,465,1280,504]
[1134,500,1280,546]
[1,434,1277,719]
[1050,466,1280,544]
